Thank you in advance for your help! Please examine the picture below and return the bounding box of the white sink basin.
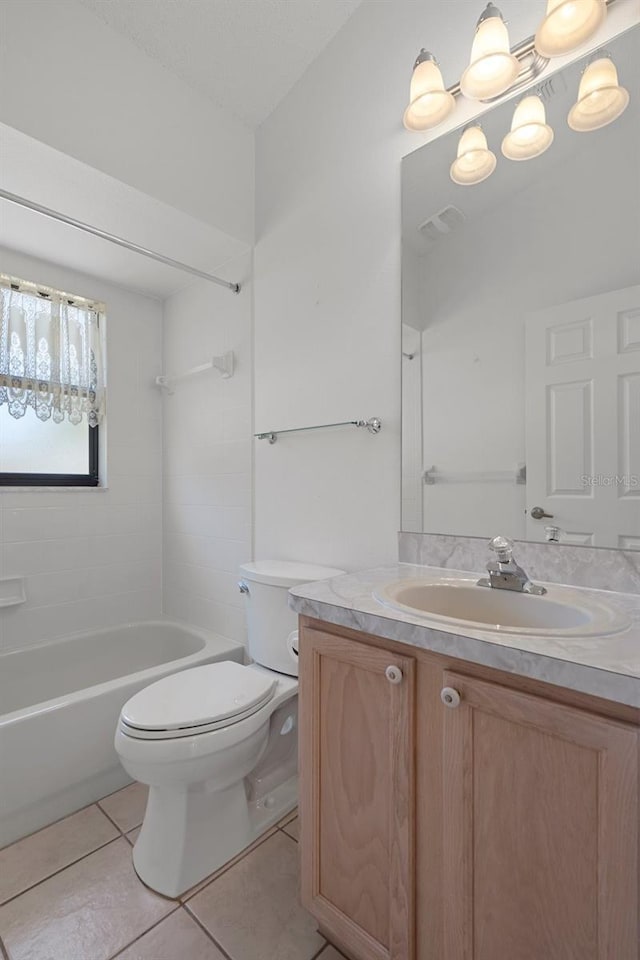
[373,578,630,638]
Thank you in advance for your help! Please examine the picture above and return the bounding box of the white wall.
[253,1,540,571]
[0,246,163,652]
[0,0,254,244]
[254,0,638,571]
[163,253,253,646]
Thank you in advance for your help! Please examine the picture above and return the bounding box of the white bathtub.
[0,620,244,848]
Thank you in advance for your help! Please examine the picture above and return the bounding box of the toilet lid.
[120,662,277,733]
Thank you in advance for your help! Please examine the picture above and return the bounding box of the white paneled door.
[525,285,640,548]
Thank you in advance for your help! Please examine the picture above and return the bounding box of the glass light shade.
[568,58,630,132]
[403,56,456,130]
[450,126,497,185]
[535,0,606,58]
[502,96,554,160]
[460,9,520,100]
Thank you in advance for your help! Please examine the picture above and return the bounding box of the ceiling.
[76,0,364,129]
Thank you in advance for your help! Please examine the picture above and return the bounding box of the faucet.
[477,536,546,595]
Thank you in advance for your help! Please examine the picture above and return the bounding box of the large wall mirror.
[401,25,639,550]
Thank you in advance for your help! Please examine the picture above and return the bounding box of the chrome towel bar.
[255,417,382,444]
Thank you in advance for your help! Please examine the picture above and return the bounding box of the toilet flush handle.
[238,580,250,594]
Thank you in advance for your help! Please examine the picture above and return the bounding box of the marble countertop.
[288,563,640,708]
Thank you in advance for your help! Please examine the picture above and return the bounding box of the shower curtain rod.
[0,189,241,294]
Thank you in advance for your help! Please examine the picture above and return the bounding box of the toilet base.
[132,774,298,898]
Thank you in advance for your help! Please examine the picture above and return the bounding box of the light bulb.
[450,126,497,185]
[502,96,554,160]
[568,57,630,132]
[403,50,456,131]
[460,4,520,101]
[535,0,606,58]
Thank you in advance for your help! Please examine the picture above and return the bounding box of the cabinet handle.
[385,665,403,684]
[441,687,461,708]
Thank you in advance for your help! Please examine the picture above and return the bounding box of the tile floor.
[0,784,348,960]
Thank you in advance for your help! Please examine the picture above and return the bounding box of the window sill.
[0,486,107,492]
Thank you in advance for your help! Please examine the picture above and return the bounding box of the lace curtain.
[0,275,106,427]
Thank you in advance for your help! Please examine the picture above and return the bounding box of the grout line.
[310,944,330,960]
[123,830,138,847]
[182,903,235,960]
[314,944,350,960]
[0,798,112,855]
[179,826,278,902]
[0,835,122,908]
[278,806,298,824]
[98,780,136,802]
[280,824,299,842]
[95,802,139,839]
[279,827,298,846]
[106,904,182,960]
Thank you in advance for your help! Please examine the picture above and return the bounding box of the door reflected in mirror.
[401,25,640,551]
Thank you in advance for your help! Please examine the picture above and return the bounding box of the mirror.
[401,25,640,550]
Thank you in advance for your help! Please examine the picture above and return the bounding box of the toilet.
[114,560,344,897]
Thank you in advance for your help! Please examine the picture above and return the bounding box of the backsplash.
[399,533,640,595]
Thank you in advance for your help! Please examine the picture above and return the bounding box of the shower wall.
[0,246,163,653]
[162,251,253,646]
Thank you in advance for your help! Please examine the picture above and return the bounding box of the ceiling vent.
[536,72,567,102]
[417,204,466,243]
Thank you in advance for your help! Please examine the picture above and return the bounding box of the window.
[0,275,105,486]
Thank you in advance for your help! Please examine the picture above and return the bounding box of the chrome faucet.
[477,536,546,595]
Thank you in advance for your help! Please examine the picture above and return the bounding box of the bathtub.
[0,620,244,848]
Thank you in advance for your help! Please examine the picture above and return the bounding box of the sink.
[373,578,630,637]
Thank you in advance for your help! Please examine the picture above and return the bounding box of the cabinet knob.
[385,665,403,684]
[441,687,461,708]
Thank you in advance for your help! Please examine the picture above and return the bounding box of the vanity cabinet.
[298,627,416,960]
[442,670,638,960]
[298,617,640,960]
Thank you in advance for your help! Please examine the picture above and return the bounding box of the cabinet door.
[442,670,639,960]
[299,627,415,960]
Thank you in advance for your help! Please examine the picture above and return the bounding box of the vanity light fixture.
[403,50,456,130]
[535,0,607,57]
[568,55,629,131]
[450,125,497,185]
[502,95,554,160]
[460,4,520,101]
[401,1,618,134]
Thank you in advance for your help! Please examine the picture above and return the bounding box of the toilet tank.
[238,561,345,677]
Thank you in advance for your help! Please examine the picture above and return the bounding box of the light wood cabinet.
[298,617,640,960]
[298,626,415,960]
[442,670,639,960]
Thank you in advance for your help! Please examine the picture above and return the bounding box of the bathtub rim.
[0,618,245,728]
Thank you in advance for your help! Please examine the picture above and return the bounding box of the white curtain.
[0,275,106,427]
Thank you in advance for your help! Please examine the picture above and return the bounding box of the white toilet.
[114,560,343,897]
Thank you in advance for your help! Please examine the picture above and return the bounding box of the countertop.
[288,563,640,708]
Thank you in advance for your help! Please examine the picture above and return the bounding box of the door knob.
[385,665,403,684]
[530,506,554,520]
[441,687,461,708]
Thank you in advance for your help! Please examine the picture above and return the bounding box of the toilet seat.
[120,662,277,741]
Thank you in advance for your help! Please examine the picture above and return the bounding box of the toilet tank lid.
[239,561,345,588]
